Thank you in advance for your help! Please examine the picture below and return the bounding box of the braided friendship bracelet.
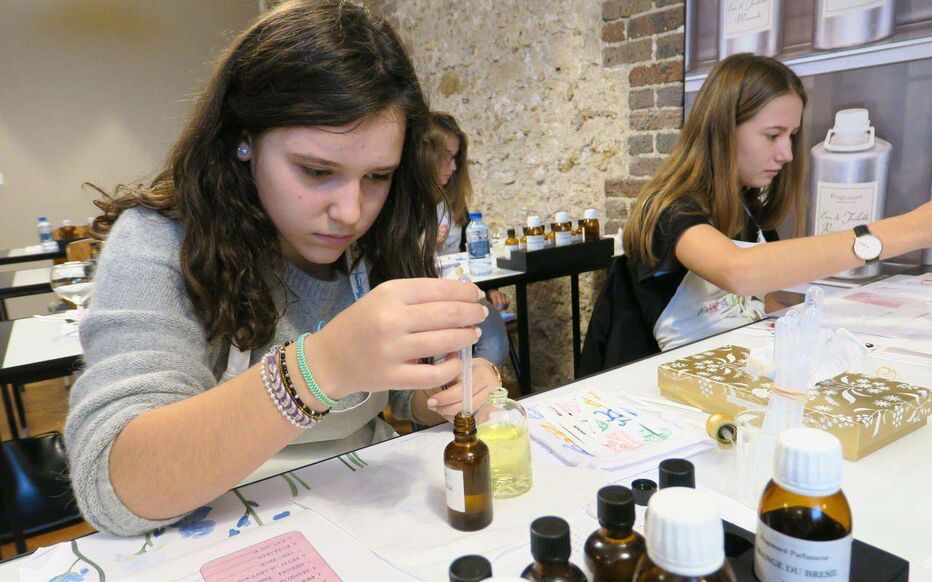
[259,344,316,428]
[277,343,331,422]
[259,343,328,429]
[295,332,340,408]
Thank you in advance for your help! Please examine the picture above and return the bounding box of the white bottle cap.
[555,211,570,223]
[832,108,870,136]
[62,219,73,226]
[527,215,542,228]
[774,427,843,497]
[584,208,598,220]
[644,488,725,577]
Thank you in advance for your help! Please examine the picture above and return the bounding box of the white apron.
[222,249,394,485]
[654,229,768,352]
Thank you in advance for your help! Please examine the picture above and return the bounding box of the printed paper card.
[201,531,341,581]
[525,389,711,470]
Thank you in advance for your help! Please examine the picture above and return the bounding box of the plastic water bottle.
[37,217,57,251]
[466,212,492,276]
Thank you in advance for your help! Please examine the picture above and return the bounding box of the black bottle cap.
[631,479,657,506]
[507,228,516,237]
[597,485,635,529]
[659,458,695,489]
[449,555,492,582]
[529,516,571,562]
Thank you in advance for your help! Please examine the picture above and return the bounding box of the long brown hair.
[623,53,807,267]
[421,112,472,227]
[89,0,439,350]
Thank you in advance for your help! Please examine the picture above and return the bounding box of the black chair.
[577,256,660,378]
[0,431,82,555]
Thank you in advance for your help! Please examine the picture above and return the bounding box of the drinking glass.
[50,261,95,314]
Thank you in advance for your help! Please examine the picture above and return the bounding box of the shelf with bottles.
[684,0,932,93]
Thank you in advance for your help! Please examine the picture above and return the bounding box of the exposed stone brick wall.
[377,0,629,391]
[601,0,685,234]
[357,1,684,391]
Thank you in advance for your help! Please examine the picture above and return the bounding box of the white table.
[0,267,53,320]
[3,319,928,581]
[0,315,82,439]
[0,244,65,266]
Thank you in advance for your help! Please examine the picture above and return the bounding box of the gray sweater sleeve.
[65,208,219,536]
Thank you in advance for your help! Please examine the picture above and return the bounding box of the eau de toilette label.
[723,0,775,37]
[814,181,877,234]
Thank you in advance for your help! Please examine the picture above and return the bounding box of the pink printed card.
[201,531,342,581]
[843,292,901,308]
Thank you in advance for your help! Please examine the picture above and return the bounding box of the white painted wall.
[0,0,258,317]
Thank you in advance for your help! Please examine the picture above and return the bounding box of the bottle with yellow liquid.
[476,387,533,499]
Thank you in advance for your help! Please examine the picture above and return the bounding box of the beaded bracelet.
[277,343,331,422]
[295,332,340,408]
[259,343,328,429]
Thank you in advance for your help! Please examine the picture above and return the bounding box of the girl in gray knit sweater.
[66,1,500,536]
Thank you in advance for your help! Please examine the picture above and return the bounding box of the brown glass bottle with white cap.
[525,216,545,252]
[755,427,852,582]
[633,488,736,581]
[581,208,600,242]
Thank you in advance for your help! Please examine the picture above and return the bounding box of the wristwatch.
[852,225,883,264]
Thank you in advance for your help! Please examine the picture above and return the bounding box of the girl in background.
[623,54,931,351]
[425,112,510,366]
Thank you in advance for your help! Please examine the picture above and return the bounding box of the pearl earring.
[237,145,249,156]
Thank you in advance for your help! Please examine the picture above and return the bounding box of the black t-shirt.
[626,201,779,334]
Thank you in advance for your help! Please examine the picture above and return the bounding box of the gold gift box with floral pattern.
[657,345,930,461]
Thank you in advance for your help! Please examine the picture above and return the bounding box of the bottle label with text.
[444,467,465,513]
[723,0,774,37]
[814,180,877,235]
[755,520,851,581]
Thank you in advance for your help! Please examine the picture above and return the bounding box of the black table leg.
[1,385,20,440]
[12,385,27,436]
[571,273,580,372]
[515,282,531,395]
[0,299,7,321]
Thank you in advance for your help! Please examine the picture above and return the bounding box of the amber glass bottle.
[525,216,545,251]
[584,486,646,582]
[544,224,556,248]
[444,412,493,531]
[521,516,586,581]
[553,212,573,247]
[581,208,600,242]
[450,554,493,582]
[504,228,520,259]
[755,428,852,582]
[633,488,736,582]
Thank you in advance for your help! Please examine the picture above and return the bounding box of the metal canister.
[718,0,783,59]
[685,0,697,72]
[809,108,892,279]
[924,174,932,266]
[813,0,896,50]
